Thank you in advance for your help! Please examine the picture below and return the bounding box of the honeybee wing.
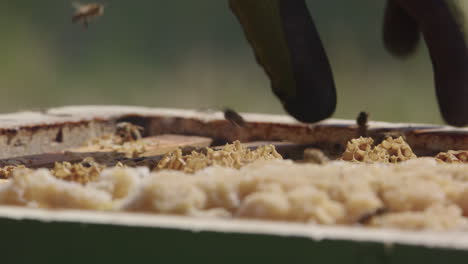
[71,1,85,23]
[223,108,247,128]
[72,1,83,10]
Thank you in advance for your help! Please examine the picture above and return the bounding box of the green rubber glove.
[230,0,468,127]
[229,0,336,124]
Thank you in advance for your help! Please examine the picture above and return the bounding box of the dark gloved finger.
[396,0,468,126]
[229,0,336,123]
[383,0,421,57]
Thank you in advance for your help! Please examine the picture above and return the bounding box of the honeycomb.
[51,157,107,184]
[436,151,468,164]
[0,165,27,179]
[341,137,374,162]
[157,140,282,173]
[374,136,417,163]
[342,136,416,163]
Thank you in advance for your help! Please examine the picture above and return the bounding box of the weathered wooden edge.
[0,105,465,159]
[1,105,468,251]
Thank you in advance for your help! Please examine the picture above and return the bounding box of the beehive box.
[1,105,468,264]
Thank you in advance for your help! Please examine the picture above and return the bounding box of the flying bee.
[72,2,105,29]
[223,108,247,128]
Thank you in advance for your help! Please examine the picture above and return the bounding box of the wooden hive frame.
[1,105,468,263]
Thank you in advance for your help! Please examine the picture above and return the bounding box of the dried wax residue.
[2,158,468,231]
[120,159,468,230]
[2,134,468,232]
[0,169,113,210]
[0,166,147,210]
[369,204,466,231]
[0,179,9,185]
[157,140,282,173]
[342,137,416,163]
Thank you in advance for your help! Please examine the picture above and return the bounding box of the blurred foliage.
[0,0,445,124]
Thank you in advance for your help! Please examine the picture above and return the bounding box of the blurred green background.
[0,0,444,124]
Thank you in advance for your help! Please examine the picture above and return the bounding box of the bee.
[223,108,247,128]
[72,2,105,29]
[115,122,144,143]
[356,111,369,137]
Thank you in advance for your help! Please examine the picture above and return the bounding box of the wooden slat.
[0,134,213,169]
[0,106,467,159]
[70,134,213,157]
